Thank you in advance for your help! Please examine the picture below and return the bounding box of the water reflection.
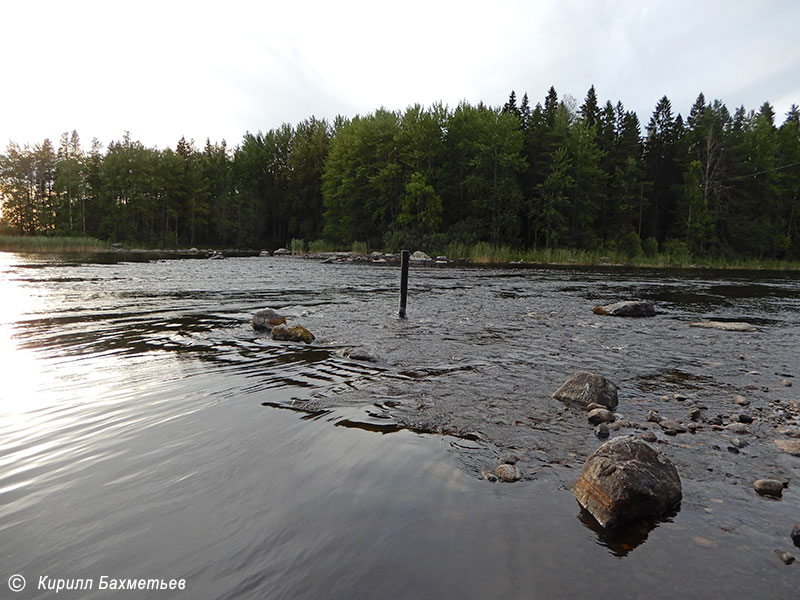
[577,505,680,557]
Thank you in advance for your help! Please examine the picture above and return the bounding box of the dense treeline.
[2,87,799,260]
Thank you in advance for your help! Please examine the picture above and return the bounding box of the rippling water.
[1,253,799,599]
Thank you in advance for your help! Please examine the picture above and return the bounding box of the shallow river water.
[1,252,799,599]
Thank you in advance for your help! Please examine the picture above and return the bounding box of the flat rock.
[572,436,682,528]
[270,324,315,344]
[252,308,287,331]
[775,439,800,456]
[593,301,656,317]
[689,320,757,332]
[552,372,619,410]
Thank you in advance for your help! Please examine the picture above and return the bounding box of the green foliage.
[351,240,368,255]
[3,89,800,266]
[289,238,305,254]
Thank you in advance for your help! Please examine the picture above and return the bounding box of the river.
[1,252,798,598]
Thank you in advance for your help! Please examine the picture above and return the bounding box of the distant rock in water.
[410,251,432,262]
[572,436,682,528]
[689,320,757,332]
[553,372,619,410]
[593,301,656,317]
[271,324,315,344]
[252,308,287,331]
[273,247,291,256]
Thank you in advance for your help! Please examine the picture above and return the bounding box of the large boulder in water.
[553,372,619,410]
[252,308,287,331]
[271,324,315,344]
[593,301,655,317]
[572,436,682,528]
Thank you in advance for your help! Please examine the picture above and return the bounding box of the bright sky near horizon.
[2,0,799,151]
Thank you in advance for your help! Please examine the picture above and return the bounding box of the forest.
[1,86,799,261]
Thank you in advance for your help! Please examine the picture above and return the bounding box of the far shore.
[2,235,800,271]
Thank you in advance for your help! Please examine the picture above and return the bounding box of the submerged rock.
[252,308,287,331]
[571,436,682,528]
[593,301,656,317]
[689,320,758,332]
[553,372,619,410]
[776,549,796,565]
[791,524,800,548]
[270,324,315,344]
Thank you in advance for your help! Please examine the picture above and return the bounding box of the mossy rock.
[270,324,315,344]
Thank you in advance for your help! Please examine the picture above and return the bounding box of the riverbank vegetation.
[1,87,798,266]
[0,235,107,253]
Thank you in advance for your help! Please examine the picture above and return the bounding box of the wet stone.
[495,464,521,482]
[791,524,800,548]
[647,410,663,424]
[733,395,750,407]
[688,407,702,421]
[754,479,784,498]
[782,379,793,387]
[775,439,800,456]
[708,415,724,426]
[595,423,610,439]
[659,419,687,435]
[641,431,658,443]
[572,436,682,528]
[729,437,749,449]
[727,423,750,435]
[588,408,616,425]
[498,452,521,465]
[251,307,287,331]
[735,414,754,424]
[552,372,619,410]
[775,549,795,565]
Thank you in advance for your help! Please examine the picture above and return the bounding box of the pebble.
[688,407,702,421]
[687,422,700,433]
[660,394,672,402]
[708,415,724,426]
[674,393,688,401]
[754,479,784,498]
[735,414,754,424]
[775,549,795,565]
[792,524,800,548]
[659,419,687,435]
[586,402,606,411]
[732,395,750,407]
[730,437,749,449]
[782,379,792,387]
[641,431,658,443]
[481,470,497,482]
[495,464,521,482]
[595,423,610,439]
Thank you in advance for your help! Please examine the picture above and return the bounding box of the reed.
[0,236,107,253]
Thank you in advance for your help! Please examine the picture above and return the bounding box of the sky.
[1,0,799,151]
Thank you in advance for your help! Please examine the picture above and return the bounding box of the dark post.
[398,250,410,318]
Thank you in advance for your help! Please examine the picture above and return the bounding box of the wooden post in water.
[398,250,410,318]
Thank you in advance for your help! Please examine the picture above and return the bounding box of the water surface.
[1,253,798,599]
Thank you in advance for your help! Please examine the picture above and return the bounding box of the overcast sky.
[2,0,799,151]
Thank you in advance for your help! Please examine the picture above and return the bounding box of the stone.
[782,379,793,387]
[595,423,610,439]
[552,372,619,410]
[775,549,795,565]
[727,423,750,435]
[252,308,287,331]
[586,402,606,411]
[659,419,687,435]
[592,301,656,317]
[588,408,616,425]
[647,410,663,424]
[754,479,784,498]
[410,250,433,262]
[689,320,757,332]
[272,247,291,256]
[735,413,754,424]
[775,439,800,456]
[641,431,658,443]
[791,524,800,548]
[729,437,749,449]
[688,407,702,421]
[498,452,521,465]
[270,324,315,344]
[732,395,750,407]
[495,464,521,482]
[571,436,682,528]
